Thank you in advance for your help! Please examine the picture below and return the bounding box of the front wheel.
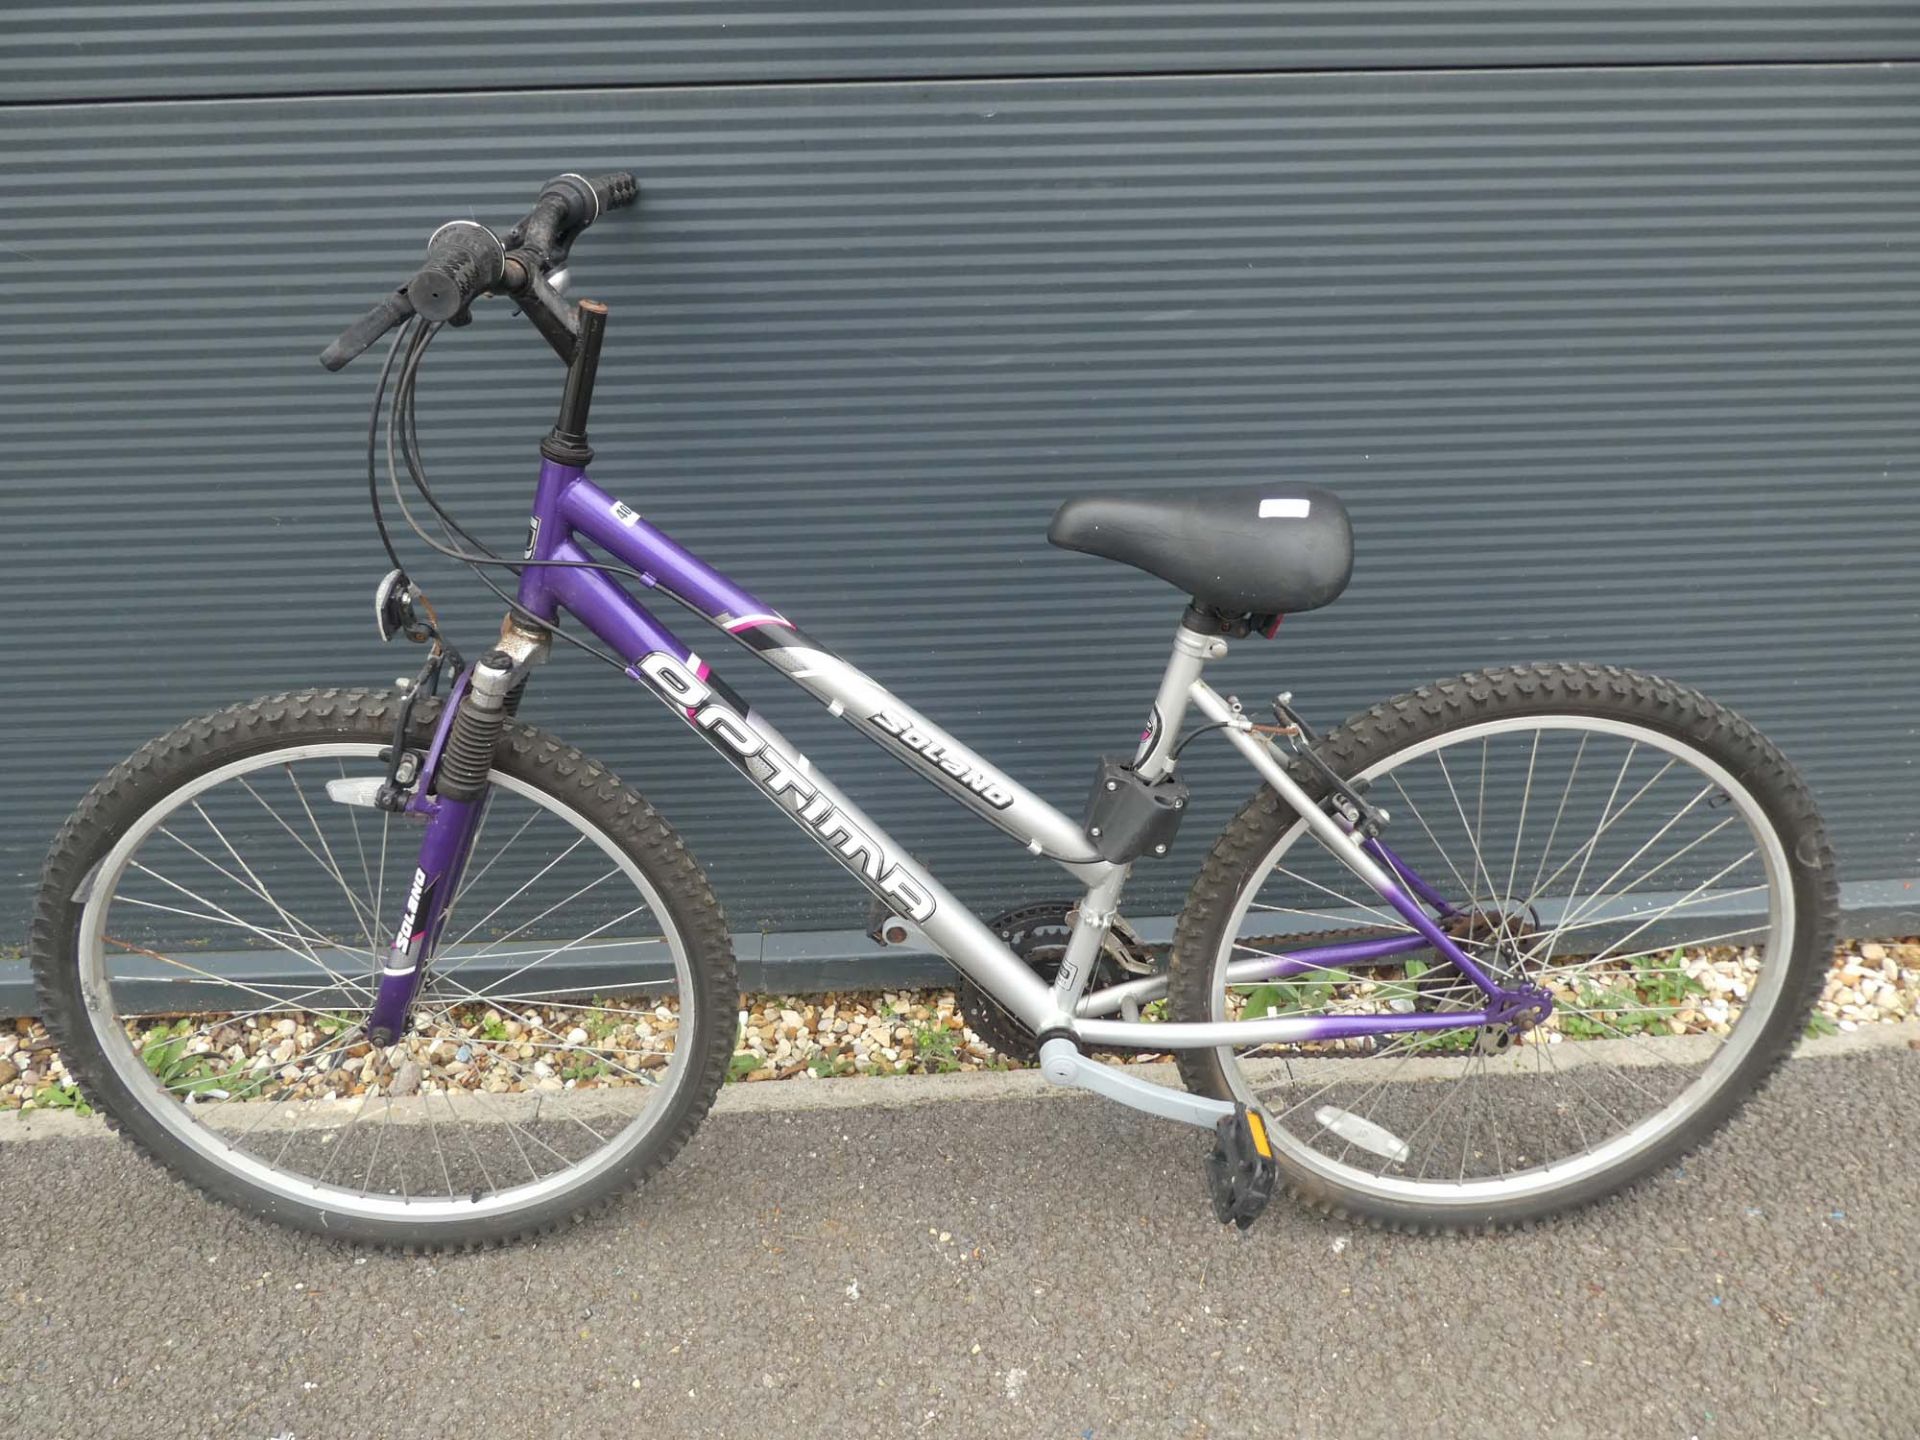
[1167,663,1837,1232]
[30,688,738,1249]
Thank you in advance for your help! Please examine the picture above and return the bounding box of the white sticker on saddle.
[1258,497,1311,519]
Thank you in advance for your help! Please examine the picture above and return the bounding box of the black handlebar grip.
[319,287,416,371]
[590,171,638,214]
[534,172,638,232]
[406,220,507,322]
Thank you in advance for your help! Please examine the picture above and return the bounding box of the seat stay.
[1185,678,1517,1004]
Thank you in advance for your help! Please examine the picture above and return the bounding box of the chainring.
[958,901,1146,1062]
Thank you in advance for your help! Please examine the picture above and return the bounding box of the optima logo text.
[635,653,937,923]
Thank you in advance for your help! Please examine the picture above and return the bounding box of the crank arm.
[1038,1037,1234,1129]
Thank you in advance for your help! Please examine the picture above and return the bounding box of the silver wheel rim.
[1206,715,1795,1209]
[77,741,701,1226]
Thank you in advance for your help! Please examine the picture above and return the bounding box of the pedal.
[1206,1104,1280,1230]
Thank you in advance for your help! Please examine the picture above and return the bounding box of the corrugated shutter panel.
[5,3,1919,101]
[2,59,1914,940]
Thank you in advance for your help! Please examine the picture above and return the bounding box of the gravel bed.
[3,940,1914,1114]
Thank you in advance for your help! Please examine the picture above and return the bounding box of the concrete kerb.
[3,1018,1913,1144]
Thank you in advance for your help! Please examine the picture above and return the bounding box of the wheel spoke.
[1269,863,1407,931]
[1526,733,1589,902]
[284,764,378,952]
[438,835,588,956]
[175,812,357,973]
[1504,730,1541,912]
[1206,707,1801,1213]
[71,736,708,1235]
[1386,771,1479,904]
[1517,752,1677,923]
[1534,777,1716,964]
[459,904,653,1006]
[103,938,369,1016]
[237,777,383,946]
[1546,814,1742,939]
[114,884,373,997]
[434,866,622,980]
[1525,860,1760,971]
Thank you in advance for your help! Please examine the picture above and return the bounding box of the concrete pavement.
[4,1038,1917,1439]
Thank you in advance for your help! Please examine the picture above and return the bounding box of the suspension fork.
[366,648,522,1043]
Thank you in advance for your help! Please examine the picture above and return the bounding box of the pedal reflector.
[1245,1108,1272,1159]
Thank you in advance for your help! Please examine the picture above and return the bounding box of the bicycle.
[29,172,1839,1247]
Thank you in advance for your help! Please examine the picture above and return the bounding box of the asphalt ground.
[4,1032,1916,1440]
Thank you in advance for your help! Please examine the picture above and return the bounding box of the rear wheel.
[1168,663,1837,1232]
[31,688,737,1249]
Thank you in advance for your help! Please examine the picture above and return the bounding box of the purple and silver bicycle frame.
[376,455,1546,1051]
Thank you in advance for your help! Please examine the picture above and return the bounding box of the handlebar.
[406,221,506,322]
[320,170,638,371]
[318,287,416,372]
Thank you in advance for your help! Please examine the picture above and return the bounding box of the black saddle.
[1047,485,1353,616]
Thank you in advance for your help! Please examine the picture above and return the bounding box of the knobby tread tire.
[29,688,739,1251]
[1167,662,1839,1234]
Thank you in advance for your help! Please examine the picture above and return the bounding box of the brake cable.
[357,242,755,677]
[366,316,642,673]
[364,327,409,575]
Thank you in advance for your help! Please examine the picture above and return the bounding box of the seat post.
[1133,614,1231,782]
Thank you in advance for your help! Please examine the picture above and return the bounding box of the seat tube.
[1133,616,1228,782]
[1050,613,1224,1011]
[1051,864,1130,1010]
